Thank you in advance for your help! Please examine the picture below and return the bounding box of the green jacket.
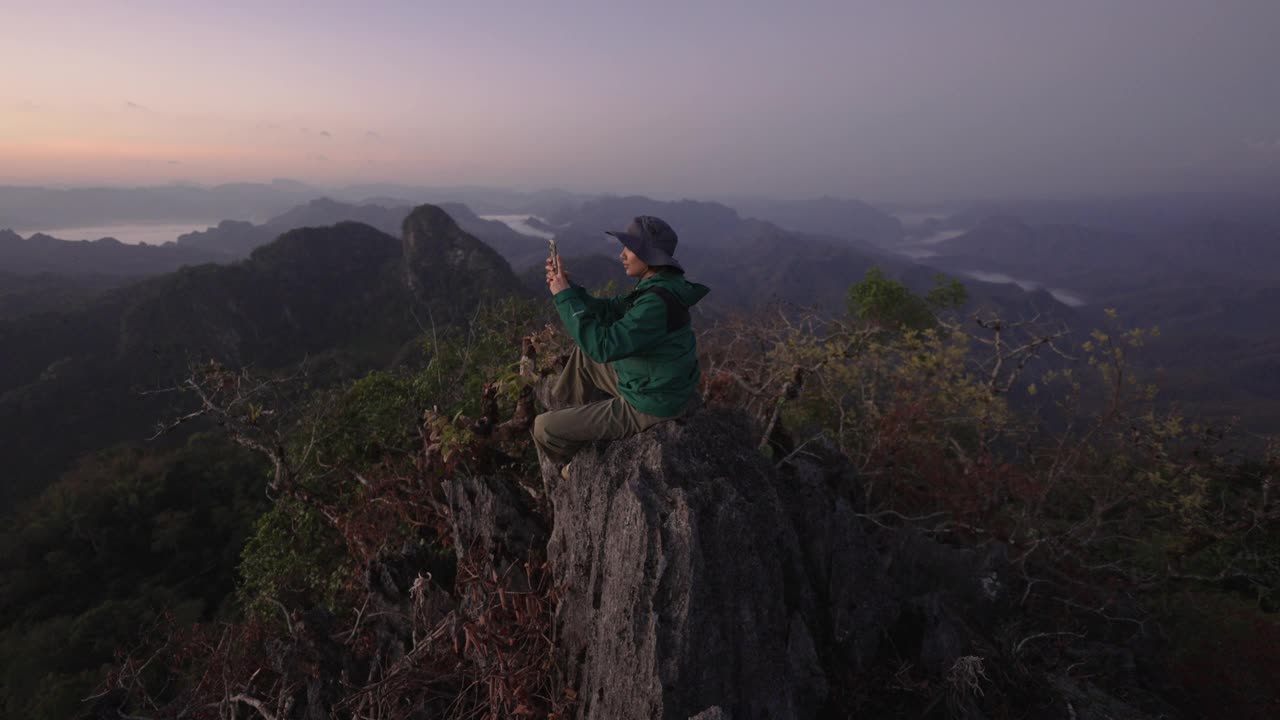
[553,272,710,417]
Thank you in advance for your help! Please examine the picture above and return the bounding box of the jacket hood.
[634,272,710,308]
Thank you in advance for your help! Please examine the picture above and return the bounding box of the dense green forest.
[0,435,269,719]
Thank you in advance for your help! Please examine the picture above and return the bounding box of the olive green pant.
[532,346,678,464]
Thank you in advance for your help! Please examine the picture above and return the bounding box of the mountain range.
[0,229,227,276]
[917,213,1280,431]
[0,206,525,506]
[3,186,1277,503]
[0,181,590,231]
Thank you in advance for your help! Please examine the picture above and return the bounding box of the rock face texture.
[538,409,1171,720]
[548,410,828,719]
[544,410,966,718]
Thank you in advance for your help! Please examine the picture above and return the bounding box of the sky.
[2,0,1279,203]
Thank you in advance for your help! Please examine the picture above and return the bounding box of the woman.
[533,215,709,477]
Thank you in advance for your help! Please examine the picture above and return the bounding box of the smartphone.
[548,237,561,275]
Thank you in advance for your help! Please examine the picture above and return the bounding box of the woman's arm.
[546,257,628,322]
[553,290,668,363]
[569,285,630,323]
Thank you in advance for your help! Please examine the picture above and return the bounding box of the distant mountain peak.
[305,196,344,209]
[401,204,528,308]
[403,203,465,238]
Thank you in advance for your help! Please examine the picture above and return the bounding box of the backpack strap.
[639,286,690,333]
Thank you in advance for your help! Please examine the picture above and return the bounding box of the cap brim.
[606,230,684,271]
[605,230,644,257]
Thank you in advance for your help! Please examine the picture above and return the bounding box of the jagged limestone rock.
[445,471,549,605]
[447,472,548,565]
[537,408,1169,719]
[547,410,827,719]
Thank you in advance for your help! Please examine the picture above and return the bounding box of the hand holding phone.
[546,240,569,294]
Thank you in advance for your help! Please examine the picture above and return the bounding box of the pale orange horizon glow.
[2,1,1278,201]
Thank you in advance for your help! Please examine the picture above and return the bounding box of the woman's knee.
[534,410,576,444]
[533,412,551,441]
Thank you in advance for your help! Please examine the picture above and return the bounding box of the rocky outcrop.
[171,403,1174,720]
[547,410,827,719]
[401,204,531,316]
[77,401,1179,720]
[536,409,1174,720]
